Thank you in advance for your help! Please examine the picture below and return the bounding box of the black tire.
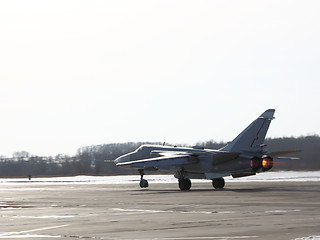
[178,178,191,191]
[139,179,149,188]
[212,177,225,189]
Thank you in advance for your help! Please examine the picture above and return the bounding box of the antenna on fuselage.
[163,142,166,146]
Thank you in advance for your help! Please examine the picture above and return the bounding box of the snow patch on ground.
[294,236,320,240]
[0,171,319,185]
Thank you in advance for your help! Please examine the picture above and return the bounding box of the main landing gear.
[138,169,148,188]
[175,170,191,191]
[178,177,225,191]
[178,178,191,191]
[137,169,225,191]
[212,177,225,189]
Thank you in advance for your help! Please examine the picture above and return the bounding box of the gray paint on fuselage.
[114,109,297,184]
[115,144,253,175]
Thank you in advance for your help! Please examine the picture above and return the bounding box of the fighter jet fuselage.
[115,109,297,190]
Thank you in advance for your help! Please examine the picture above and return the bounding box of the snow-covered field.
[0,171,319,185]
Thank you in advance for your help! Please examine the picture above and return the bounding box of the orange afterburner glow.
[262,157,273,171]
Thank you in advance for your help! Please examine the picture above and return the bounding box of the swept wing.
[116,154,199,169]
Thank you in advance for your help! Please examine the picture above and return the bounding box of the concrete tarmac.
[0,181,320,240]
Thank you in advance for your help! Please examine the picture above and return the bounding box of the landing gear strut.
[138,169,148,188]
[212,177,225,189]
[178,178,191,191]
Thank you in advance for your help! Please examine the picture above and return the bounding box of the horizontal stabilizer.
[268,150,301,158]
[273,157,300,162]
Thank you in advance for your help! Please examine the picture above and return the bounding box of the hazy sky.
[0,1,319,157]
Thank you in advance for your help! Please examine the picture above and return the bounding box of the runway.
[0,180,320,239]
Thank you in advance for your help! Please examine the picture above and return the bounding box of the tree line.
[0,136,319,178]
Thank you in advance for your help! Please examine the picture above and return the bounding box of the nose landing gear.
[138,169,148,188]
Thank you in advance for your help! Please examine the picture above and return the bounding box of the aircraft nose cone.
[114,156,121,165]
[114,154,130,165]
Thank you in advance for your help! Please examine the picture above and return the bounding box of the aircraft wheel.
[212,177,225,189]
[178,178,191,191]
[140,179,149,188]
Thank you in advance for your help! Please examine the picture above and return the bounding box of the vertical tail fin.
[220,109,275,152]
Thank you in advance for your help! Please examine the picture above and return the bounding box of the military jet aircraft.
[115,109,298,190]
